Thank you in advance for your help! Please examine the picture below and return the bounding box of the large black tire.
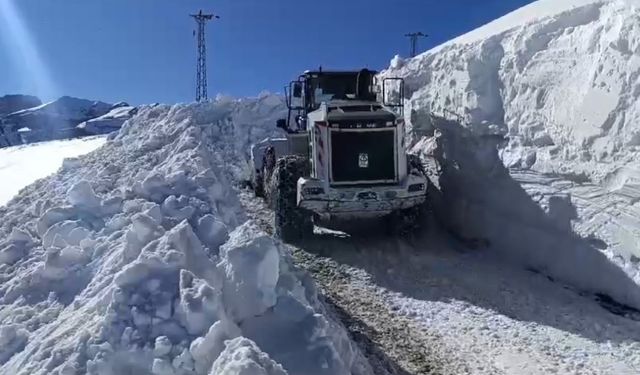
[273,156,313,242]
[408,153,427,177]
[386,154,429,236]
[386,206,425,236]
[253,171,265,198]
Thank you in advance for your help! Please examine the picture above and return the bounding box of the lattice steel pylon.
[191,10,219,102]
[404,32,427,57]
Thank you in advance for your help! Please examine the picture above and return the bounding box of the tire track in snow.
[238,189,462,375]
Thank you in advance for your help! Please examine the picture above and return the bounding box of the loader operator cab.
[302,69,377,109]
[277,69,379,133]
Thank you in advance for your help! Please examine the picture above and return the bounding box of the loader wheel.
[274,156,313,242]
[388,154,429,236]
[253,171,264,198]
[386,206,425,236]
[408,154,427,177]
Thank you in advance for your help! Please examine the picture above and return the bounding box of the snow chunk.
[152,358,175,375]
[210,337,287,375]
[161,195,195,222]
[8,228,33,244]
[218,223,280,322]
[390,54,405,69]
[0,244,26,265]
[190,320,241,374]
[40,245,89,281]
[175,270,223,336]
[123,212,165,261]
[0,325,29,365]
[68,181,101,209]
[154,336,173,358]
[42,220,89,250]
[196,214,229,251]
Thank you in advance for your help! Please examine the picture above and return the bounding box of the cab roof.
[302,69,379,76]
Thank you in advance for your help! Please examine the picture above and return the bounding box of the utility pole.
[405,32,427,57]
[190,10,219,102]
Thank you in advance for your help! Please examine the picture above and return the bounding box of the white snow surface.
[384,0,640,308]
[0,137,106,206]
[0,98,368,375]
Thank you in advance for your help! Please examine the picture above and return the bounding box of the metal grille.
[330,129,396,184]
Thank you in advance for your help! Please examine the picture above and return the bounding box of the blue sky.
[0,0,534,105]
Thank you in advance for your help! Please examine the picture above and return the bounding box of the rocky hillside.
[0,96,134,147]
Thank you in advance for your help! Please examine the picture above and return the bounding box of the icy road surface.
[0,136,106,206]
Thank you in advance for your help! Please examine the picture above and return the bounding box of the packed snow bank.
[0,136,106,206]
[412,114,640,310]
[0,100,368,375]
[385,0,640,182]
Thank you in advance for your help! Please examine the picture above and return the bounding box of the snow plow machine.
[250,68,428,242]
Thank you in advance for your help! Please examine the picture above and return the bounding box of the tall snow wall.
[385,0,640,309]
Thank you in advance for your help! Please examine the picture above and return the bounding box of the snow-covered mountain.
[76,103,138,135]
[0,96,129,146]
[0,95,42,117]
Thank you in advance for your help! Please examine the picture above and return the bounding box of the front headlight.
[340,191,355,200]
[303,187,325,195]
[408,183,425,192]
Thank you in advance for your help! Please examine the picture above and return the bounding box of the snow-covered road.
[240,185,640,375]
[0,99,638,375]
[3,0,640,372]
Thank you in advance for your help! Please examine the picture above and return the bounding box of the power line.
[404,32,427,58]
[190,10,219,102]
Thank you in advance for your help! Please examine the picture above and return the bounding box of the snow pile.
[76,104,138,135]
[0,101,367,375]
[191,93,288,180]
[0,96,114,146]
[385,0,640,181]
[0,137,106,206]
